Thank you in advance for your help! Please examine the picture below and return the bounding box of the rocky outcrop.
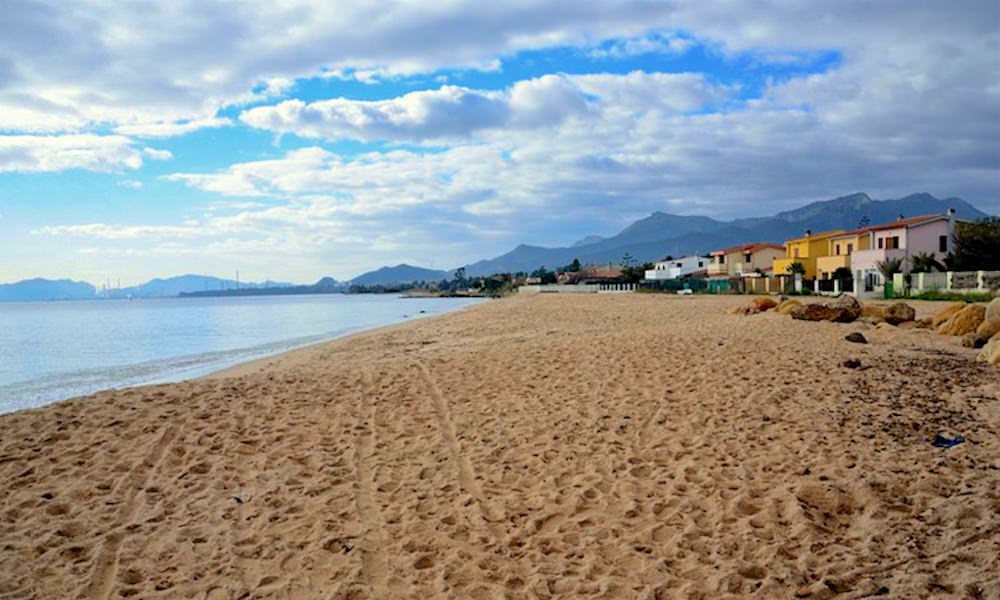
[791,296,862,323]
[883,302,916,325]
[931,303,966,328]
[977,333,1000,366]
[987,298,1000,324]
[938,304,986,336]
[777,299,802,315]
[750,297,778,312]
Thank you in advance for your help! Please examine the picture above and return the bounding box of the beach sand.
[1,294,998,599]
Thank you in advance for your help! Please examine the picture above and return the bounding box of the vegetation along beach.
[2,294,999,598]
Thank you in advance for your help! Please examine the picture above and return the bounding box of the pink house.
[852,211,960,294]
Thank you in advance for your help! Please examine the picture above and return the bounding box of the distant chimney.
[947,208,956,217]
[804,229,811,237]
[898,213,905,221]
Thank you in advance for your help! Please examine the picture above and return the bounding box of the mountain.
[463,192,989,275]
[350,264,451,286]
[112,274,294,298]
[179,276,344,298]
[571,235,605,247]
[0,278,96,302]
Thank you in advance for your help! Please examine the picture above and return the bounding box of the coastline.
[1,293,997,598]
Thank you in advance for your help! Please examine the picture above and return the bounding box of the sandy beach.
[1,294,998,599]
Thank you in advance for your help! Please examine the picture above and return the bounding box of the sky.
[0,1,998,286]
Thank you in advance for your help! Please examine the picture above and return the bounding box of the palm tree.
[910,252,945,273]
[787,262,807,276]
[875,257,903,281]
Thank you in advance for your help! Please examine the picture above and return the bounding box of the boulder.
[861,304,886,323]
[977,333,1000,366]
[791,295,862,323]
[750,297,778,312]
[977,319,1000,340]
[845,332,867,344]
[987,298,1000,323]
[938,304,986,336]
[883,302,916,325]
[777,299,802,315]
[931,303,966,328]
[962,332,990,349]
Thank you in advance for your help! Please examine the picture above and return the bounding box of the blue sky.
[1,1,997,285]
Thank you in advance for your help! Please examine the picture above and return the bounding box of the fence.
[640,279,709,293]
[892,270,1000,295]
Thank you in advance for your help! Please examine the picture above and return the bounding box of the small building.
[850,212,962,294]
[708,243,786,279]
[644,255,710,280]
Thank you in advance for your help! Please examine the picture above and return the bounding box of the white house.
[645,255,710,280]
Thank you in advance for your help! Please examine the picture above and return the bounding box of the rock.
[777,299,802,315]
[861,304,886,322]
[938,304,986,336]
[750,297,778,312]
[978,333,1000,366]
[883,302,916,325]
[843,358,862,368]
[931,303,966,328]
[845,332,867,344]
[791,295,862,323]
[962,332,992,348]
[914,317,933,329]
[977,319,1000,340]
[730,305,759,316]
[987,298,1000,323]
[896,321,918,330]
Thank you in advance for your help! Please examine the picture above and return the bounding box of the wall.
[906,219,950,260]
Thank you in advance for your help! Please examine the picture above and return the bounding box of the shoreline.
[1,294,997,598]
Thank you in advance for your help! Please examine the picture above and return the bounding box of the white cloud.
[113,117,232,138]
[117,179,143,189]
[0,134,171,173]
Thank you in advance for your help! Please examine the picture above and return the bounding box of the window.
[698,261,703,267]
[878,237,884,249]
[939,235,947,252]
[847,243,853,254]
[745,253,752,263]
[793,247,800,258]
[676,262,682,268]
[835,244,841,255]
[718,255,725,264]
[887,236,900,249]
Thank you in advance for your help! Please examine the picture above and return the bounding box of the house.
[644,255,710,280]
[772,230,846,280]
[816,227,873,280]
[850,211,961,294]
[708,243,786,279]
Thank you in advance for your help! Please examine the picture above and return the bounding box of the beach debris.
[844,332,867,344]
[932,433,966,448]
[777,299,802,315]
[790,295,862,323]
[938,304,986,336]
[843,358,862,369]
[931,303,966,328]
[883,302,916,325]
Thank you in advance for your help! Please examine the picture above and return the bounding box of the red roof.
[710,242,785,256]
[866,214,943,232]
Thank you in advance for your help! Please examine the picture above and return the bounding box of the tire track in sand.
[87,421,183,600]
[352,369,391,598]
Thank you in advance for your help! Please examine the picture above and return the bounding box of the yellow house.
[772,229,846,279]
[816,227,873,279]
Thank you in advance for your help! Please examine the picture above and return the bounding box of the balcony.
[706,263,728,277]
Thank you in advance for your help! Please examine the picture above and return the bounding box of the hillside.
[350,264,451,286]
[0,278,96,302]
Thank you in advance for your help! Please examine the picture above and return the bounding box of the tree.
[875,257,903,281]
[562,258,581,273]
[952,218,1000,270]
[910,252,945,273]
[531,266,557,284]
[786,262,806,276]
[832,266,853,281]
[621,262,653,284]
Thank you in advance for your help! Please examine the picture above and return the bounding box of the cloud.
[0,134,171,173]
[239,72,727,142]
[113,116,233,138]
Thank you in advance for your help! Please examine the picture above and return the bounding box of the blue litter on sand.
[932,434,965,448]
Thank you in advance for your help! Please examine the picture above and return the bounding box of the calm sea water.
[0,294,483,413]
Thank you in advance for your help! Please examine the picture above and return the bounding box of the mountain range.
[460,192,988,276]
[1,192,991,298]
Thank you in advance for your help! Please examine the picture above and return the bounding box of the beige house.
[708,242,786,279]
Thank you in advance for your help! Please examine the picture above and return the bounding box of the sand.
[1,294,999,599]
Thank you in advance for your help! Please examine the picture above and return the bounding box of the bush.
[903,290,995,302]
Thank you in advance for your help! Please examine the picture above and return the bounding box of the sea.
[0,294,483,414]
